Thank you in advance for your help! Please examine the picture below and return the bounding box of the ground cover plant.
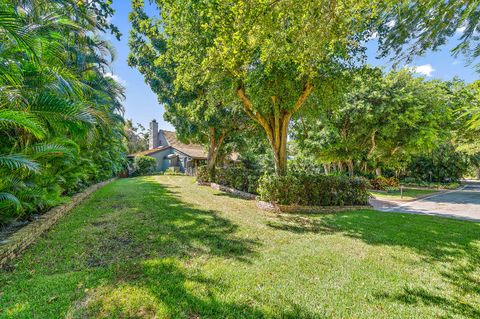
[1,176,478,318]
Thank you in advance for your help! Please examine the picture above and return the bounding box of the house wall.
[147,148,193,173]
[158,130,168,147]
[172,149,190,172]
[148,148,174,171]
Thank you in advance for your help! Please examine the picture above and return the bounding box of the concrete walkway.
[371,183,480,222]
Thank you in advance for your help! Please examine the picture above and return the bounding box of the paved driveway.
[372,183,480,222]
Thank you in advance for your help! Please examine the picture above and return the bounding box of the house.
[128,119,207,174]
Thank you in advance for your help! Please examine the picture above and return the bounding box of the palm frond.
[0,154,39,172]
[0,109,45,138]
[0,192,22,211]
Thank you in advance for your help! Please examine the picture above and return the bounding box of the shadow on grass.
[70,257,318,318]
[267,210,480,318]
[82,178,259,266]
[4,177,296,318]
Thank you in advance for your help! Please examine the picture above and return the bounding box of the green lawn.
[1,176,479,318]
[370,188,440,201]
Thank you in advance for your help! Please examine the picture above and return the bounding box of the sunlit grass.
[1,176,478,318]
[371,188,439,200]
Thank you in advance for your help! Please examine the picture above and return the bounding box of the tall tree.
[291,68,456,176]
[129,1,249,177]
[132,0,388,175]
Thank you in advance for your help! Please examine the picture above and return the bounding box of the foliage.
[258,172,370,206]
[124,120,149,154]
[369,177,400,191]
[377,1,480,71]
[133,0,393,175]
[196,166,210,184]
[406,144,471,182]
[215,167,261,195]
[132,156,157,176]
[129,3,251,177]
[196,165,260,194]
[164,167,184,175]
[0,0,126,224]
[291,67,457,176]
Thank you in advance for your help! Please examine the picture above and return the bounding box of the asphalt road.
[373,183,480,222]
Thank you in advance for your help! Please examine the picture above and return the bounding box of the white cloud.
[105,72,127,86]
[367,31,379,40]
[456,26,466,34]
[408,64,435,77]
[386,20,396,28]
[453,60,459,65]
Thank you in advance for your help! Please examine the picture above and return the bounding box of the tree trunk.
[346,159,354,176]
[207,127,226,180]
[236,81,313,176]
[323,163,330,175]
[338,161,344,172]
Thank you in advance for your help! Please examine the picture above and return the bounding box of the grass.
[0,176,479,318]
[370,188,440,201]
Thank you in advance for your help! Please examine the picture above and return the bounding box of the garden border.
[196,181,372,213]
[0,178,116,269]
[256,200,372,214]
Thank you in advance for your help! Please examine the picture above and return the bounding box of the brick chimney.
[149,119,159,149]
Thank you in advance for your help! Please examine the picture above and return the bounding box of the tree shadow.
[3,177,280,318]
[67,178,322,318]
[267,210,480,317]
[69,258,319,318]
[82,178,260,266]
[266,214,337,234]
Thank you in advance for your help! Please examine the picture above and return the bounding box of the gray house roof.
[128,130,208,160]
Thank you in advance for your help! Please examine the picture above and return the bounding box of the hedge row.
[369,176,399,190]
[196,166,260,194]
[257,173,370,206]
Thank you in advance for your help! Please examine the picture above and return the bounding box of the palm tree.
[0,0,126,223]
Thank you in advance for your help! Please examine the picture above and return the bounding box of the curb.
[0,178,116,269]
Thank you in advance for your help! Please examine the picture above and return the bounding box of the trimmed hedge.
[132,155,157,175]
[196,166,260,194]
[258,172,370,206]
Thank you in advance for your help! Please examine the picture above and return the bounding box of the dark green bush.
[196,166,210,183]
[258,172,370,206]
[196,165,260,194]
[369,176,399,190]
[133,155,157,175]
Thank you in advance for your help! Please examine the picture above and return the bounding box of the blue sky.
[107,2,478,131]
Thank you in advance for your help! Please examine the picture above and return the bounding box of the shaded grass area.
[0,176,479,318]
[370,188,439,200]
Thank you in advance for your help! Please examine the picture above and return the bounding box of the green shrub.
[196,165,260,194]
[196,166,210,183]
[370,176,399,190]
[133,155,157,175]
[164,167,184,175]
[258,172,370,206]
